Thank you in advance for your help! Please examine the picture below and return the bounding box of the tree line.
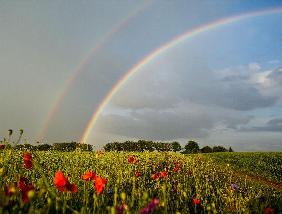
[0,129,93,151]
[0,141,93,151]
[0,140,233,153]
[103,140,233,153]
[1,129,233,153]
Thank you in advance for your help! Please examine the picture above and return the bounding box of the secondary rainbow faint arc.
[80,6,282,144]
[37,0,152,141]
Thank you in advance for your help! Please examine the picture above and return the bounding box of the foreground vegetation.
[0,148,281,213]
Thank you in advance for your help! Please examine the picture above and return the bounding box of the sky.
[0,0,282,151]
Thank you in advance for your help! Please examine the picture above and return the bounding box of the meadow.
[0,149,281,213]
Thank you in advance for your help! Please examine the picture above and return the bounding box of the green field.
[0,150,281,213]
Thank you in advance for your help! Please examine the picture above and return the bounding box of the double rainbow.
[80,7,282,144]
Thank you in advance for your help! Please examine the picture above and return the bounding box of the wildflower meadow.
[0,146,281,213]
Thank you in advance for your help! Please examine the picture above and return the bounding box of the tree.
[8,129,13,143]
[53,142,77,151]
[104,142,115,152]
[183,140,199,154]
[16,129,24,145]
[36,144,52,151]
[201,146,213,153]
[76,143,93,151]
[171,141,182,152]
[143,141,154,152]
[228,147,234,152]
[212,146,227,152]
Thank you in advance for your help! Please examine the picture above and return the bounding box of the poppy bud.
[121,192,126,201]
[27,190,35,200]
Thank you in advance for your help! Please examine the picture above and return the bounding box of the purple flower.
[258,195,265,203]
[116,203,127,214]
[139,198,159,214]
[231,183,239,191]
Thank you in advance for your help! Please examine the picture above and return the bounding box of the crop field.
[0,149,281,213]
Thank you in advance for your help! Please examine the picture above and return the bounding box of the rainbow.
[37,0,152,141]
[80,6,282,144]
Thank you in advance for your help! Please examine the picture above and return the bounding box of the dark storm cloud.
[96,101,255,141]
[209,84,277,111]
[97,109,213,140]
[243,118,282,132]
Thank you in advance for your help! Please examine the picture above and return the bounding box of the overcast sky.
[1,0,282,151]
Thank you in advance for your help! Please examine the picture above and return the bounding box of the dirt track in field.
[234,171,282,191]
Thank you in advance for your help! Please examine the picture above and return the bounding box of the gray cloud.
[266,66,282,86]
[111,57,277,112]
[210,84,277,111]
[244,118,282,132]
[222,115,253,130]
[97,108,214,140]
[95,101,254,142]
[102,57,278,142]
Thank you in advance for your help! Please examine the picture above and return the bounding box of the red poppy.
[193,198,201,205]
[67,183,77,192]
[128,155,135,164]
[94,176,107,194]
[265,207,275,214]
[81,171,96,181]
[23,152,32,169]
[160,171,168,178]
[173,162,181,172]
[151,172,160,181]
[0,144,5,150]
[4,185,16,196]
[18,177,27,190]
[53,171,77,193]
[18,176,34,203]
[135,171,141,177]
